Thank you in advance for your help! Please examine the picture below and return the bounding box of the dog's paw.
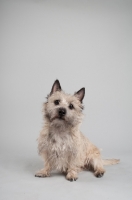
[35,171,50,178]
[66,173,78,182]
[94,170,105,178]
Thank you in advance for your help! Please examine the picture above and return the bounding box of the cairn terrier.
[35,80,119,181]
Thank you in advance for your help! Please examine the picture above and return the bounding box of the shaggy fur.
[35,80,119,181]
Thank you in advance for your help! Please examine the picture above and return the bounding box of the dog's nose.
[58,108,66,117]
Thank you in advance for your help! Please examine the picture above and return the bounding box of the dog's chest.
[46,133,75,170]
[48,134,73,155]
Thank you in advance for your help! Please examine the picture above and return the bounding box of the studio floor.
[0,153,132,200]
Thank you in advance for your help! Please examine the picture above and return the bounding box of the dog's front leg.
[35,161,51,178]
[66,168,78,181]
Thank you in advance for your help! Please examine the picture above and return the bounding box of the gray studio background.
[0,0,132,200]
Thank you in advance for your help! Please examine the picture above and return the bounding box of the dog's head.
[44,80,85,127]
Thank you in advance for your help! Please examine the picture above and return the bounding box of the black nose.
[58,108,66,117]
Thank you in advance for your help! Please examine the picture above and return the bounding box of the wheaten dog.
[35,80,119,181]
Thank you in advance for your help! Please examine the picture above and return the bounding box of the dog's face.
[44,80,85,127]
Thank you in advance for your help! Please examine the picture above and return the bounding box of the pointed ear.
[50,80,62,95]
[74,88,85,102]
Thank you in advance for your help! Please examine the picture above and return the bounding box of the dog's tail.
[102,159,120,166]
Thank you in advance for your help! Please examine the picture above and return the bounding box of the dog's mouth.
[51,116,65,121]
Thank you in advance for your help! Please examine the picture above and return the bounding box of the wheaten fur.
[35,80,120,181]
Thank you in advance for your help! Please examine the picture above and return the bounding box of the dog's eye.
[69,103,74,110]
[54,100,60,105]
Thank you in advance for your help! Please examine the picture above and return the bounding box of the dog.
[35,80,119,181]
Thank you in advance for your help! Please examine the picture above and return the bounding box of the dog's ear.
[50,80,62,95]
[74,88,85,102]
